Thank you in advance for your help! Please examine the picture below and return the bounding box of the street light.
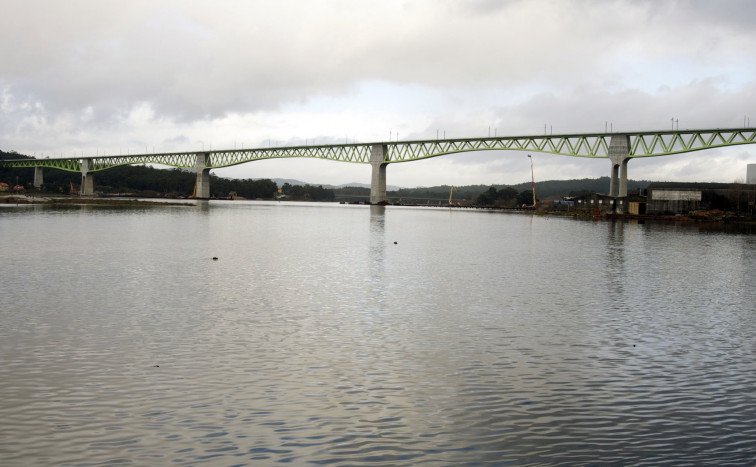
[527,154,536,208]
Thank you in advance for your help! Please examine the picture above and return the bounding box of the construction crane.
[448,185,458,205]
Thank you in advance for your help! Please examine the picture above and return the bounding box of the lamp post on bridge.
[528,154,536,208]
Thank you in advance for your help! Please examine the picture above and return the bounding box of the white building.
[748,164,756,184]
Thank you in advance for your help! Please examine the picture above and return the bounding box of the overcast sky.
[2,0,755,187]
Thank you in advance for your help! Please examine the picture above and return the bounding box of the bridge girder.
[2,128,755,170]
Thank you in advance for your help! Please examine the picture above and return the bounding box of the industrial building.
[646,182,755,215]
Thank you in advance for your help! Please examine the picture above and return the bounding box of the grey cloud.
[6,0,754,124]
[1,0,755,185]
[496,81,756,134]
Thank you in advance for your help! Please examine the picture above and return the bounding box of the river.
[1,201,754,465]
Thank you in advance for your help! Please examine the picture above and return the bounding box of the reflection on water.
[0,202,754,466]
[369,205,387,314]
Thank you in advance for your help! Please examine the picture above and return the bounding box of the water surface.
[1,201,754,465]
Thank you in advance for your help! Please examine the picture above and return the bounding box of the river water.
[1,201,754,466]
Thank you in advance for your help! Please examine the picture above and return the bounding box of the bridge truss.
[385,128,756,162]
[2,128,755,171]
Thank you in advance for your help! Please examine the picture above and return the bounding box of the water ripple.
[1,205,755,465]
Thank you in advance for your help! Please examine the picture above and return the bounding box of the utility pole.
[528,154,536,208]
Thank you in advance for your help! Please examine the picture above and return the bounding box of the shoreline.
[0,194,194,206]
[3,194,754,226]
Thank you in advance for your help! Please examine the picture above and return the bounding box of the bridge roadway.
[3,128,756,211]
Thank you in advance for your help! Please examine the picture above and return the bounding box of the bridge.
[3,128,756,210]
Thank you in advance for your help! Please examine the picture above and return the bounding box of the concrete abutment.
[608,135,630,213]
[370,144,388,204]
[195,152,211,199]
[33,167,44,188]
[80,159,94,196]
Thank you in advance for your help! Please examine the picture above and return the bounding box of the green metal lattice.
[2,128,755,171]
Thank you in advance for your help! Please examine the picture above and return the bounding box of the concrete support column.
[608,135,630,213]
[80,159,94,196]
[195,152,211,199]
[608,135,630,198]
[33,166,44,188]
[369,144,388,204]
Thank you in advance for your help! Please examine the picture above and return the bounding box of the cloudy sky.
[2,0,755,187]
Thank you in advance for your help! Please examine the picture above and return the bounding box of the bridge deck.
[2,128,755,172]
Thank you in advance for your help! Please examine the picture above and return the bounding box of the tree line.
[281,183,335,201]
[473,186,534,207]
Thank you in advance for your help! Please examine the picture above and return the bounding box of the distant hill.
[0,150,32,160]
[274,179,401,191]
[270,178,309,187]
[385,177,651,202]
[509,177,651,198]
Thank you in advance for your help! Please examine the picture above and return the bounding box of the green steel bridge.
[3,128,755,206]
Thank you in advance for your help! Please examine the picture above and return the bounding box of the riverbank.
[0,194,193,206]
[538,206,756,230]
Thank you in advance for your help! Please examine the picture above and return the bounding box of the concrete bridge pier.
[370,144,388,204]
[80,159,94,195]
[608,135,630,213]
[33,166,44,188]
[195,152,211,199]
